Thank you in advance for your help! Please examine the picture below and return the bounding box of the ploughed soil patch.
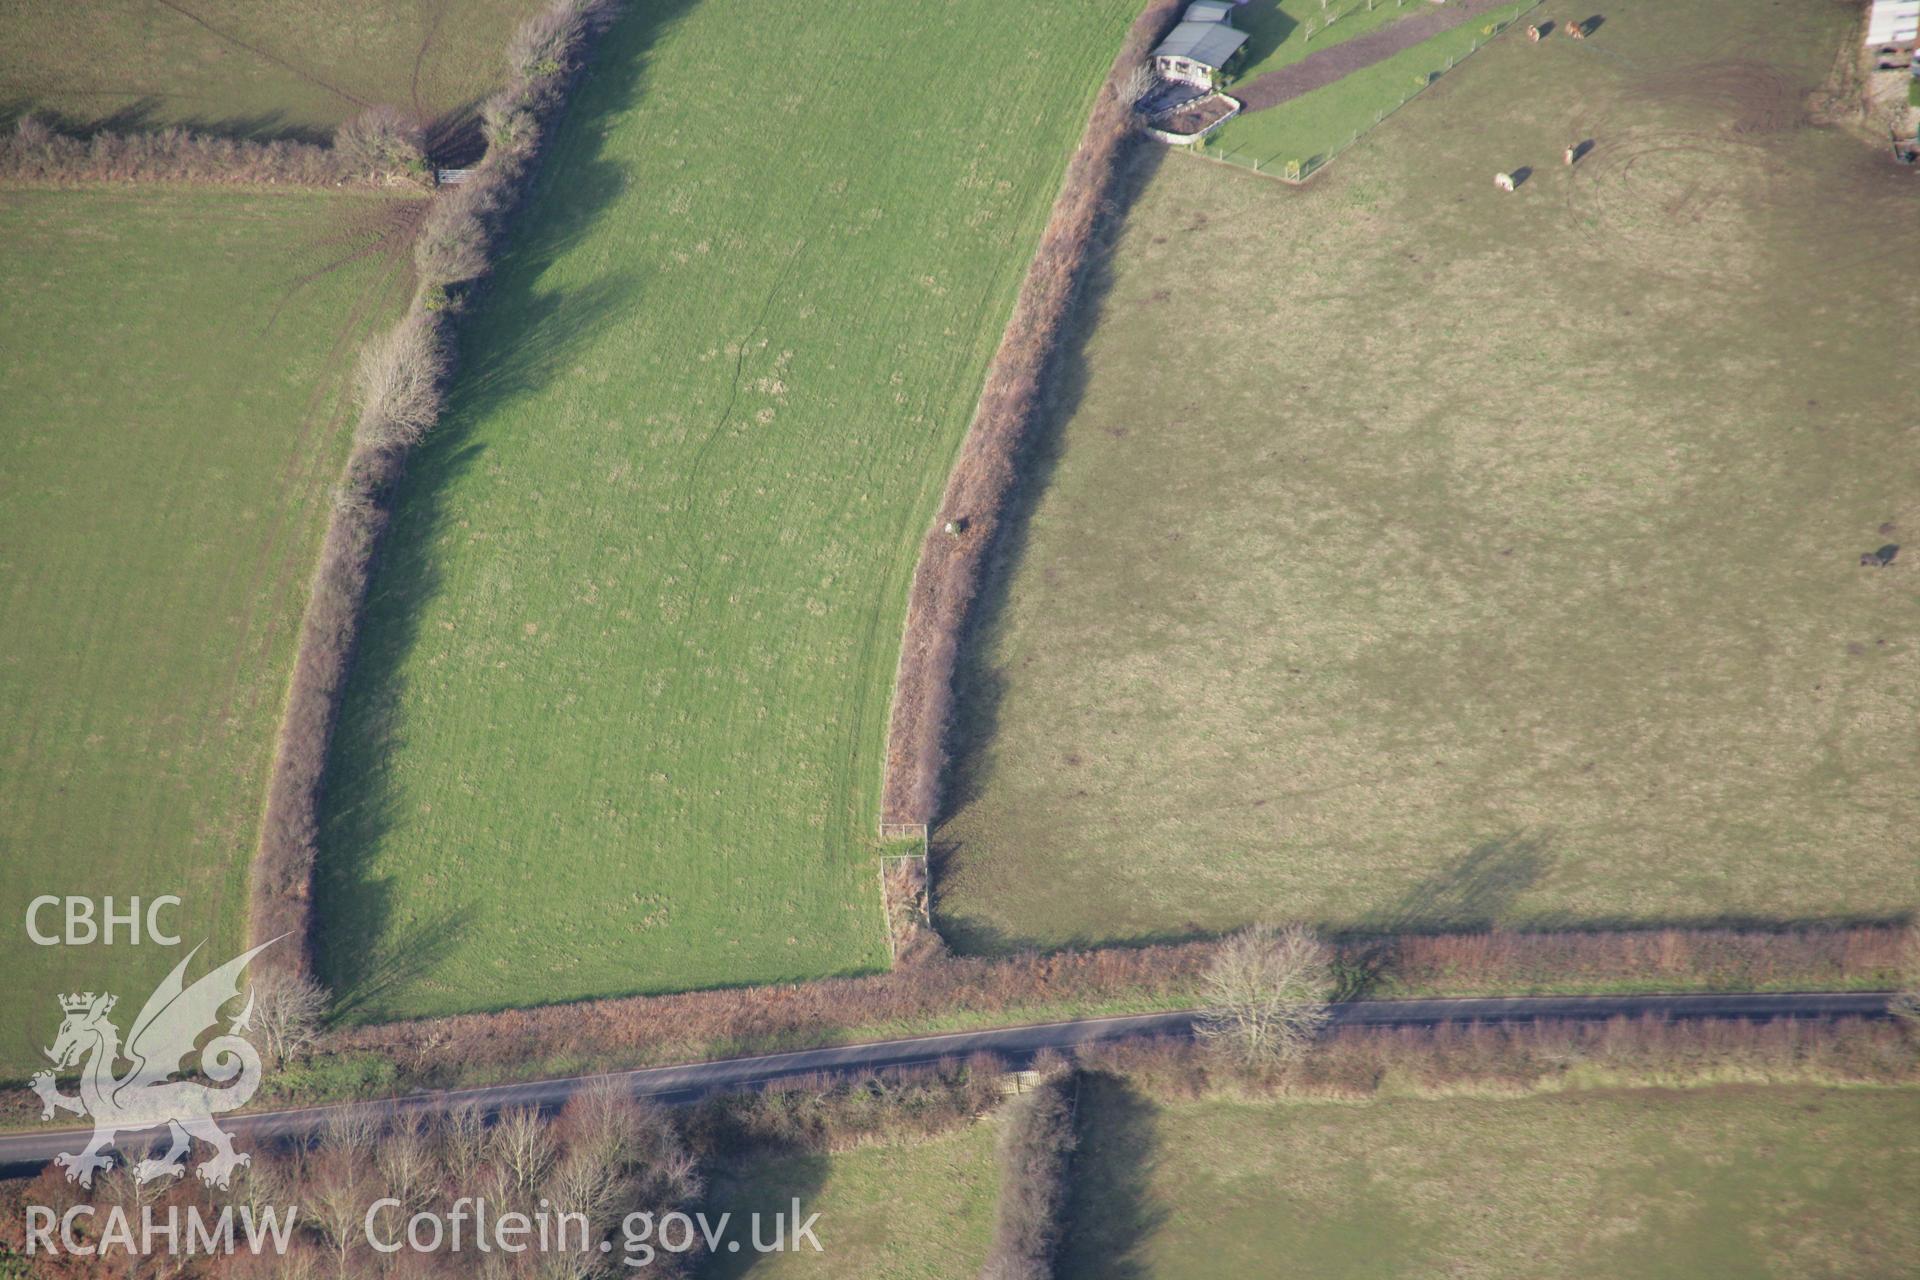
[1235,0,1517,111]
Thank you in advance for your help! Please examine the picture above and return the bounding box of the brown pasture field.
[0,0,538,142]
[936,0,1920,953]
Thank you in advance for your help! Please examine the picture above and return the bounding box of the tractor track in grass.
[150,0,373,113]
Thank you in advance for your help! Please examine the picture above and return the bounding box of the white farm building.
[1152,1,1252,87]
[1866,0,1918,47]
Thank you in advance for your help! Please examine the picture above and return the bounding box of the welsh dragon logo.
[30,939,279,1189]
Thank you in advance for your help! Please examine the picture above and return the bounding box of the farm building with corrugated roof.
[1153,2,1251,86]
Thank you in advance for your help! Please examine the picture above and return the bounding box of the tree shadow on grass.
[694,1148,832,1278]
[1058,1074,1166,1280]
[1234,1,1302,74]
[0,94,332,144]
[930,142,1167,954]
[310,0,700,1016]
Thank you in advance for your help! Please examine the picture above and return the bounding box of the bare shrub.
[980,1076,1078,1280]
[684,1059,1000,1158]
[333,105,427,182]
[1118,60,1157,108]
[482,91,540,157]
[354,311,449,452]
[249,969,330,1068]
[1196,923,1334,1065]
[414,193,491,290]
[882,0,1187,824]
[882,855,947,964]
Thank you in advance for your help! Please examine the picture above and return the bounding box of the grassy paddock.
[1064,1080,1920,1278]
[696,1119,1001,1279]
[1226,0,1424,84]
[0,0,538,140]
[937,0,1919,953]
[1212,0,1537,172]
[0,185,416,1075]
[314,0,1144,1022]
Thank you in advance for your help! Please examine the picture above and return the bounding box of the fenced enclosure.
[1193,0,1543,183]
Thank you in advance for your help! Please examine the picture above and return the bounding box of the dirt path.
[1234,0,1525,112]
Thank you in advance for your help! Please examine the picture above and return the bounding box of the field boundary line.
[878,0,1187,831]
[1205,0,1544,183]
[247,0,630,976]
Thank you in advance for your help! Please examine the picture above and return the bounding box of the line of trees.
[13,1079,698,1279]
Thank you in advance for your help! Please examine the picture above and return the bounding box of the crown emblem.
[59,992,114,1015]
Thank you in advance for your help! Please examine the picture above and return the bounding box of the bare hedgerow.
[980,1076,1078,1280]
[414,192,491,292]
[250,0,625,976]
[1893,925,1920,1027]
[353,310,448,454]
[1195,923,1334,1066]
[1,114,359,187]
[881,0,1187,825]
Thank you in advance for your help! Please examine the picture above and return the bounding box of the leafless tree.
[354,312,448,453]
[301,1144,371,1279]
[1117,61,1156,108]
[249,970,329,1069]
[441,1101,491,1184]
[490,1106,558,1197]
[1195,923,1335,1065]
[377,1109,441,1215]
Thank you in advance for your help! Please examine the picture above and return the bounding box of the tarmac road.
[0,990,1892,1176]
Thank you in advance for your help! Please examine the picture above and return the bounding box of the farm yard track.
[1232,0,1521,112]
[0,990,1891,1174]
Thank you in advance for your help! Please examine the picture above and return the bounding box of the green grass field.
[937,0,1920,953]
[1063,1081,1920,1278]
[698,1120,999,1279]
[314,0,1143,1021]
[0,0,536,139]
[1226,0,1423,84]
[0,185,415,1076]
[1212,0,1537,172]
